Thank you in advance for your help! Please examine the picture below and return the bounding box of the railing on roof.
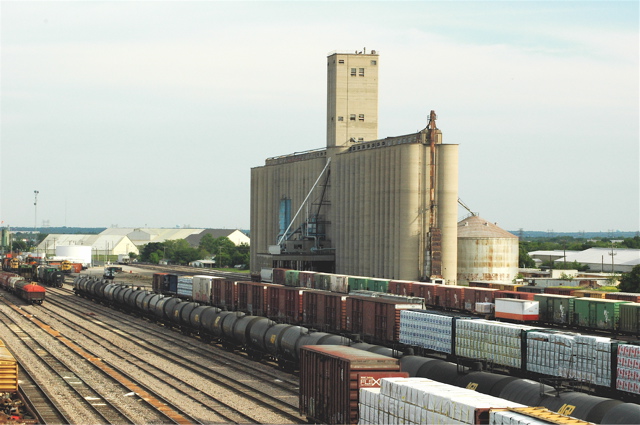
[265,147,328,166]
[327,49,379,56]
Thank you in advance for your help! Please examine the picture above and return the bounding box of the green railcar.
[571,297,630,330]
[314,273,331,291]
[284,270,300,287]
[347,276,369,291]
[618,302,640,334]
[534,294,575,325]
[369,278,390,293]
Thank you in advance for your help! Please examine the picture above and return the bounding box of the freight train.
[73,275,640,405]
[0,272,46,304]
[266,268,640,335]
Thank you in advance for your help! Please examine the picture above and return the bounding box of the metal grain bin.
[572,298,629,330]
[299,345,401,425]
[618,302,640,334]
[534,293,575,325]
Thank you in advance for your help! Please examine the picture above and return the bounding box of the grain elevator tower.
[250,49,459,283]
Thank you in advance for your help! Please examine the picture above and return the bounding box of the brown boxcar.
[572,289,607,299]
[302,290,346,333]
[494,290,535,301]
[236,281,270,316]
[388,280,415,296]
[346,296,419,344]
[618,302,640,334]
[211,279,238,310]
[266,284,305,324]
[606,292,640,303]
[463,287,499,313]
[299,345,404,425]
[152,273,167,293]
[436,285,465,310]
[298,271,317,288]
[544,287,577,296]
[412,282,438,307]
[272,268,288,285]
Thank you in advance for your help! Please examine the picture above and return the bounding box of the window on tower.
[350,114,356,121]
[338,116,344,121]
[359,68,364,76]
[351,68,356,76]
[359,114,364,121]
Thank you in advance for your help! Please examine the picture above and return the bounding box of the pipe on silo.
[436,144,459,284]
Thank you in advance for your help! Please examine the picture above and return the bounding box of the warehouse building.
[250,50,459,283]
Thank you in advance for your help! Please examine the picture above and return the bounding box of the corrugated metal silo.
[457,216,518,286]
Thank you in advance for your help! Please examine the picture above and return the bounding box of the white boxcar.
[192,275,214,304]
[495,298,539,322]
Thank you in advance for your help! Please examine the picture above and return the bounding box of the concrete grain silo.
[457,215,518,286]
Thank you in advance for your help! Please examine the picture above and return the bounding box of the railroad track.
[17,363,70,425]
[0,293,203,425]
[131,263,252,281]
[42,286,304,424]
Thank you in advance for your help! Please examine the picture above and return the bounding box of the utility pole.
[33,190,39,248]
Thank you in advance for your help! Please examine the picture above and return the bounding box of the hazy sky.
[2,1,638,232]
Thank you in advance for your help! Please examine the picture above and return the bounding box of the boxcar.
[572,289,607,299]
[265,285,304,324]
[211,279,238,310]
[192,275,214,304]
[412,282,438,307]
[606,292,640,303]
[346,296,419,344]
[463,287,499,313]
[236,281,267,316]
[314,273,332,291]
[494,290,535,301]
[618,302,640,334]
[302,290,346,333]
[533,293,575,325]
[284,270,300,287]
[298,271,317,288]
[299,345,403,425]
[495,298,539,322]
[572,298,629,330]
[436,285,465,310]
[388,280,415,297]
[516,285,545,294]
[272,268,288,285]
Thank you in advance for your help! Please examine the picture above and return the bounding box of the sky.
[1,1,638,233]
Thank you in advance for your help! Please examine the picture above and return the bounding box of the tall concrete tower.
[326,50,379,147]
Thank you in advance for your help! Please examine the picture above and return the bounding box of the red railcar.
[388,280,415,297]
[211,279,238,310]
[436,285,466,310]
[463,287,499,313]
[272,268,288,285]
[236,281,269,316]
[265,285,305,324]
[302,290,346,333]
[494,290,535,301]
[346,296,419,344]
[606,292,640,303]
[298,271,317,288]
[411,282,438,307]
[544,287,577,296]
[152,273,168,293]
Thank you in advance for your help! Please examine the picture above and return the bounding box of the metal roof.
[458,216,517,239]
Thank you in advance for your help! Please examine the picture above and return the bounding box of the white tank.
[56,246,92,266]
[457,216,518,286]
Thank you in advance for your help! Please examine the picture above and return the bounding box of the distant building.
[185,229,250,247]
[37,234,138,258]
[528,247,640,274]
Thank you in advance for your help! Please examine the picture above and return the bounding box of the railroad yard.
[0,266,304,424]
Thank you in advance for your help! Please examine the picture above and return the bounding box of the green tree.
[518,244,536,268]
[618,265,640,293]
